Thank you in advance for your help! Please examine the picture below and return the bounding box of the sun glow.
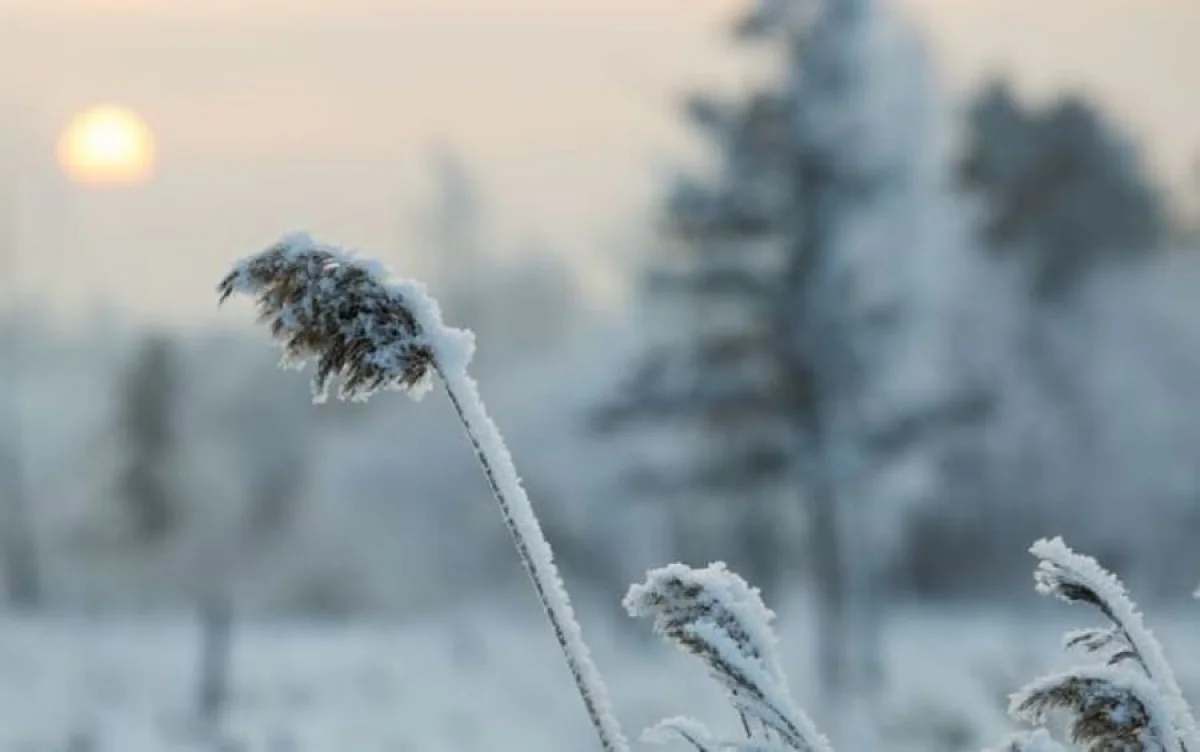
[57,105,156,186]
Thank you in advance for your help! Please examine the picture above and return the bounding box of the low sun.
[57,104,156,186]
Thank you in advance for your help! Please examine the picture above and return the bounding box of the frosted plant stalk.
[1031,537,1198,751]
[625,562,832,752]
[620,539,1196,752]
[218,233,629,752]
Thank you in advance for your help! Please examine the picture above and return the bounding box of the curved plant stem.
[436,363,629,752]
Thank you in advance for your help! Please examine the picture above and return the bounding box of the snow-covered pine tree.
[939,80,1173,591]
[413,146,586,369]
[420,145,486,336]
[959,80,1166,302]
[115,331,182,543]
[0,138,40,607]
[600,0,984,721]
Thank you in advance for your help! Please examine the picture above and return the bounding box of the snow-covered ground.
[0,599,1196,752]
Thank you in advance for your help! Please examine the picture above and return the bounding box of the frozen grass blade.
[218,233,629,752]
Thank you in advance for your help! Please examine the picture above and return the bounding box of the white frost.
[437,361,629,752]
[225,232,476,403]
[625,562,832,752]
[1031,537,1199,749]
[1010,664,1179,752]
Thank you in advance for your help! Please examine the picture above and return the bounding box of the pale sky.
[1,0,1197,323]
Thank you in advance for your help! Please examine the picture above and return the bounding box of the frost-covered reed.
[626,541,1196,752]
[1008,537,1198,752]
[625,562,832,752]
[218,233,1194,752]
[219,233,629,752]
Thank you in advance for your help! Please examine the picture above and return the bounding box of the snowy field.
[2,597,1197,752]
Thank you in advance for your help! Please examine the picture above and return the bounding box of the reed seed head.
[218,232,471,402]
[1011,670,1173,752]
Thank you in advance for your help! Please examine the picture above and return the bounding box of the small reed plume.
[625,562,832,752]
[1010,667,1176,752]
[219,233,628,752]
[1001,537,1198,752]
[621,540,1197,752]
[217,233,458,402]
